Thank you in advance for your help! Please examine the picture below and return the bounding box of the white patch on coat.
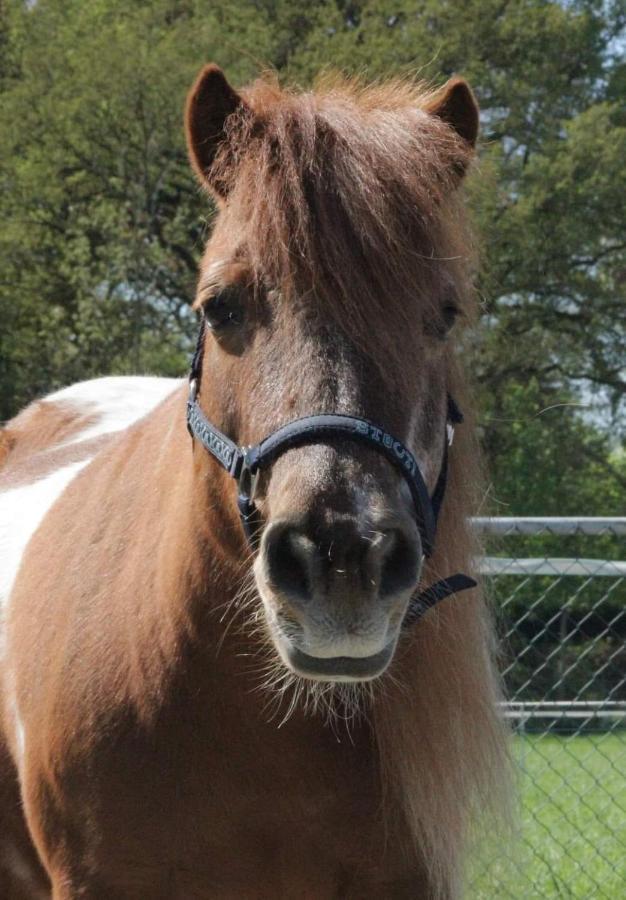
[1,376,183,764]
[45,376,181,446]
[0,460,93,635]
[0,377,181,635]
[0,461,93,765]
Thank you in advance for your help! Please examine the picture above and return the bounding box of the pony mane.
[375,362,511,894]
[211,73,477,362]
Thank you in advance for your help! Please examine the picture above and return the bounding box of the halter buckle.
[238,451,261,505]
[188,378,198,403]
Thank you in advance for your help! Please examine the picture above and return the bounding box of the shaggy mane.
[211,74,477,360]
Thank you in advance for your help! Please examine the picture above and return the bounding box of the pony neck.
[152,387,249,635]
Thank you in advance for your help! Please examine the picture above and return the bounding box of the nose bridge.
[254,308,424,526]
[265,306,411,446]
[263,439,410,527]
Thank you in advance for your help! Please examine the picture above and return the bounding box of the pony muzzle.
[254,517,422,682]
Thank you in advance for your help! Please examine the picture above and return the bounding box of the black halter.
[186,317,476,625]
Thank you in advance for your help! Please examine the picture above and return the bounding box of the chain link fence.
[469,517,626,899]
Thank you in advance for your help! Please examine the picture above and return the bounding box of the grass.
[469,732,626,899]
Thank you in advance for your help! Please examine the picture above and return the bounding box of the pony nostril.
[263,520,420,607]
[265,525,314,602]
[379,530,421,598]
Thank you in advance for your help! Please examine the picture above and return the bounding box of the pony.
[0,65,508,898]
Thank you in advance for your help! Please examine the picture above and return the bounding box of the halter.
[186,316,476,626]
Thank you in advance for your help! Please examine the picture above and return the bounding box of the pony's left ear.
[424,78,479,176]
[185,64,249,198]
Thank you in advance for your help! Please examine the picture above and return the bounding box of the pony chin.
[271,629,396,685]
[254,583,399,685]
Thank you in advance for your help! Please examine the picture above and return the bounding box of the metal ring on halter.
[238,451,261,505]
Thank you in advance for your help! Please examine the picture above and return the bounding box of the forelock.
[210,74,477,349]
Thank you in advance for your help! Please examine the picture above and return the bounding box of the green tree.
[277,0,626,419]
[0,0,277,415]
[1,0,624,515]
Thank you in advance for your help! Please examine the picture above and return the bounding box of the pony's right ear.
[185,64,248,198]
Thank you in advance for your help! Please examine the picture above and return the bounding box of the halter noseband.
[186,317,476,626]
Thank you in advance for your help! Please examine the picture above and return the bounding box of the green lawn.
[469,733,626,899]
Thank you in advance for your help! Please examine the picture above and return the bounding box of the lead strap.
[403,573,477,627]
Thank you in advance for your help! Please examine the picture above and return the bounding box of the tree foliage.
[0,0,624,513]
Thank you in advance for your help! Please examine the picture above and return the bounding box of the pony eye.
[441,303,459,331]
[425,301,460,340]
[204,287,244,330]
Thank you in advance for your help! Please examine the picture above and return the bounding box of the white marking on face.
[45,376,181,446]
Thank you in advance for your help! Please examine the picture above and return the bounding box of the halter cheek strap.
[186,317,476,626]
